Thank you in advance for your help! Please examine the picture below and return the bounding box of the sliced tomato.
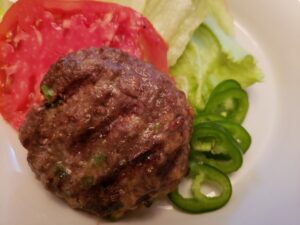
[0,0,168,129]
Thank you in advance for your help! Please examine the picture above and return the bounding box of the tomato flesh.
[0,0,168,129]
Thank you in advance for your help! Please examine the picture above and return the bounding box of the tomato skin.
[139,26,169,74]
[0,0,168,129]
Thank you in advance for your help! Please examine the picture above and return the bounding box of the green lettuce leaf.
[207,0,234,35]
[143,0,208,66]
[104,0,146,12]
[171,24,263,110]
[0,0,12,20]
[171,25,218,110]
[204,15,247,61]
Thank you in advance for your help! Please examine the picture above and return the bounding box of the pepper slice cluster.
[169,79,251,213]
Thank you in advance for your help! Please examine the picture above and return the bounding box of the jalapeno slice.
[214,121,251,153]
[190,122,243,174]
[168,163,232,213]
[194,115,251,153]
[209,79,242,99]
[193,112,225,125]
[205,88,249,124]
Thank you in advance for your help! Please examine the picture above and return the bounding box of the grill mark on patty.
[71,115,115,152]
[132,143,163,164]
[70,97,138,151]
[69,93,114,149]
[100,143,163,188]
[48,74,99,107]
[60,76,94,100]
[69,80,145,152]
[45,67,118,106]
[58,65,120,102]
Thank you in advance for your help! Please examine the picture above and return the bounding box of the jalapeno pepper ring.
[168,163,232,213]
[209,79,242,99]
[190,122,243,174]
[205,88,249,124]
[194,115,251,153]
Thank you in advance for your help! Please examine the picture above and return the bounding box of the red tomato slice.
[0,0,168,130]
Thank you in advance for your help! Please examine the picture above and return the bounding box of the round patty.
[19,47,193,218]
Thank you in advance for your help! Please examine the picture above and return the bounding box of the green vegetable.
[171,25,216,109]
[103,0,146,12]
[153,122,161,132]
[194,113,251,153]
[172,24,262,110]
[214,121,251,153]
[81,176,95,189]
[41,85,55,101]
[0,0,12,20]
[144,0,208,66]
[190,122,243,174]
[168,163,232,213]
[170,79,252,213]
[92,153,107,167]
[208,79,242,98]
[54,162,68,179]
[193,113,225,125]
[206,0,234,36]
[204,16,246,61]
[205,88,249,124]
[203,79,249,124]
[104,0,209,66]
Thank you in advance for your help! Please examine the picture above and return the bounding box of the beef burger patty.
[19,47,193,218]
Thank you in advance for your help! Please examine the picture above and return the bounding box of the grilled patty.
[19,47,193,218]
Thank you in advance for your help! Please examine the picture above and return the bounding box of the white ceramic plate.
[1,0,300,224]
